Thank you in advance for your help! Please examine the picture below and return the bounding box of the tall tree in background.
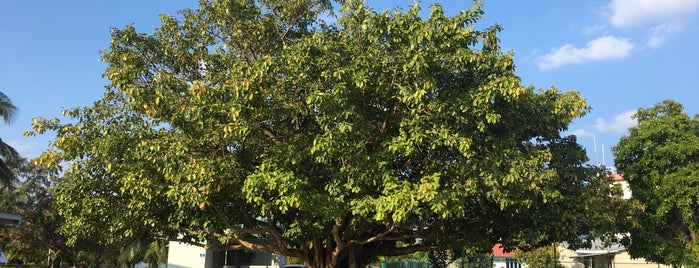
[30,0,626,267]
[614,100,699,267]
[1,160,65,265]
[0,92,19,187]
[0,160,132,267]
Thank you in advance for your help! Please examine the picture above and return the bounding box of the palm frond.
[143,239,168,266]
[118,240,145,266]
[0,138,19,187]
[0,92,17,124]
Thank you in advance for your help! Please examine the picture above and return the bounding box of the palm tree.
[118,240,146,268]
[0,91,19,187]
[143,239,168,268]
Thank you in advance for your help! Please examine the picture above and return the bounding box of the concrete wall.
[167,241,284,268]
[556,249,673,268]
[558,245,584,268]
[612,251,672,268]
[167,241,208,268]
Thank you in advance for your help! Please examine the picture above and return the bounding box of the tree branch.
[330,218,346,266]
[260,123,282,145]
[376,244,436,257]
[350,224,397,245]
[266,211,291,257]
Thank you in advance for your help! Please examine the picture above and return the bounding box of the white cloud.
[521,49,539,63]
[569,128,595,138]
[595,110,637,134]
[647,24,682,48]
[609,0,699,27]
[582,24,607,35]
[537,36,634,70]
[6,139,41,159]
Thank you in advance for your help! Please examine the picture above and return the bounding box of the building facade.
[167,241,285,268]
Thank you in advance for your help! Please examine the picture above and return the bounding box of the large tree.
[0,91,20,187]
[30,0,626,267]
[613,100,699,267]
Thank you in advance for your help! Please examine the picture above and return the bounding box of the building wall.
[561,251,671,268]
[612,251,672,268]
[493,257,526,268]
[612,180,632,200]
[214,249,285,268]
[167,241,285,268]
[167,241,208,268]
[557,245,584,268]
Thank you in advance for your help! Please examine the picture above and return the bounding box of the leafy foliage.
[0,92,17,124]
[143,239,169,267]
[0,159,75,266]
[0,159,166,267]
[0,91,19,187]
[613,100,699,267]
[514,245,563,268]
[29,0,625,267]
[428,249,457,268]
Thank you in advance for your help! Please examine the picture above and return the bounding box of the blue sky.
[1,1,698,168]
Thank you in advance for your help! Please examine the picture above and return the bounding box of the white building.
[167,240,285,268]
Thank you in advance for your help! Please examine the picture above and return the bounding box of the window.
[505,258,521,268]
[584,257,596,268]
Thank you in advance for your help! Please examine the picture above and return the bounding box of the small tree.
[515,246,563,268]
[0,160,126,267]
[614,100,699,267]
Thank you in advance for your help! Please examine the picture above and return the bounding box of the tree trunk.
[304,243,376,268]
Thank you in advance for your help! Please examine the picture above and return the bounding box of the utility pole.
[552,242,556,268]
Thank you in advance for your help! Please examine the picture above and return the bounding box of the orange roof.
[610,173,624,181]
[492,243,515,258]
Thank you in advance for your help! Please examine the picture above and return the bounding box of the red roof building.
[492,243,516,258]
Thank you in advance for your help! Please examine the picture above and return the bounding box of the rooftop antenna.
[593,135,599,166]
[602,143,606,168]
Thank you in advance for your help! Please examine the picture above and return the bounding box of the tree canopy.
[613,100,699,267]
[30,0,626,267]
[514,245,563,268]
[0,156,168,267]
